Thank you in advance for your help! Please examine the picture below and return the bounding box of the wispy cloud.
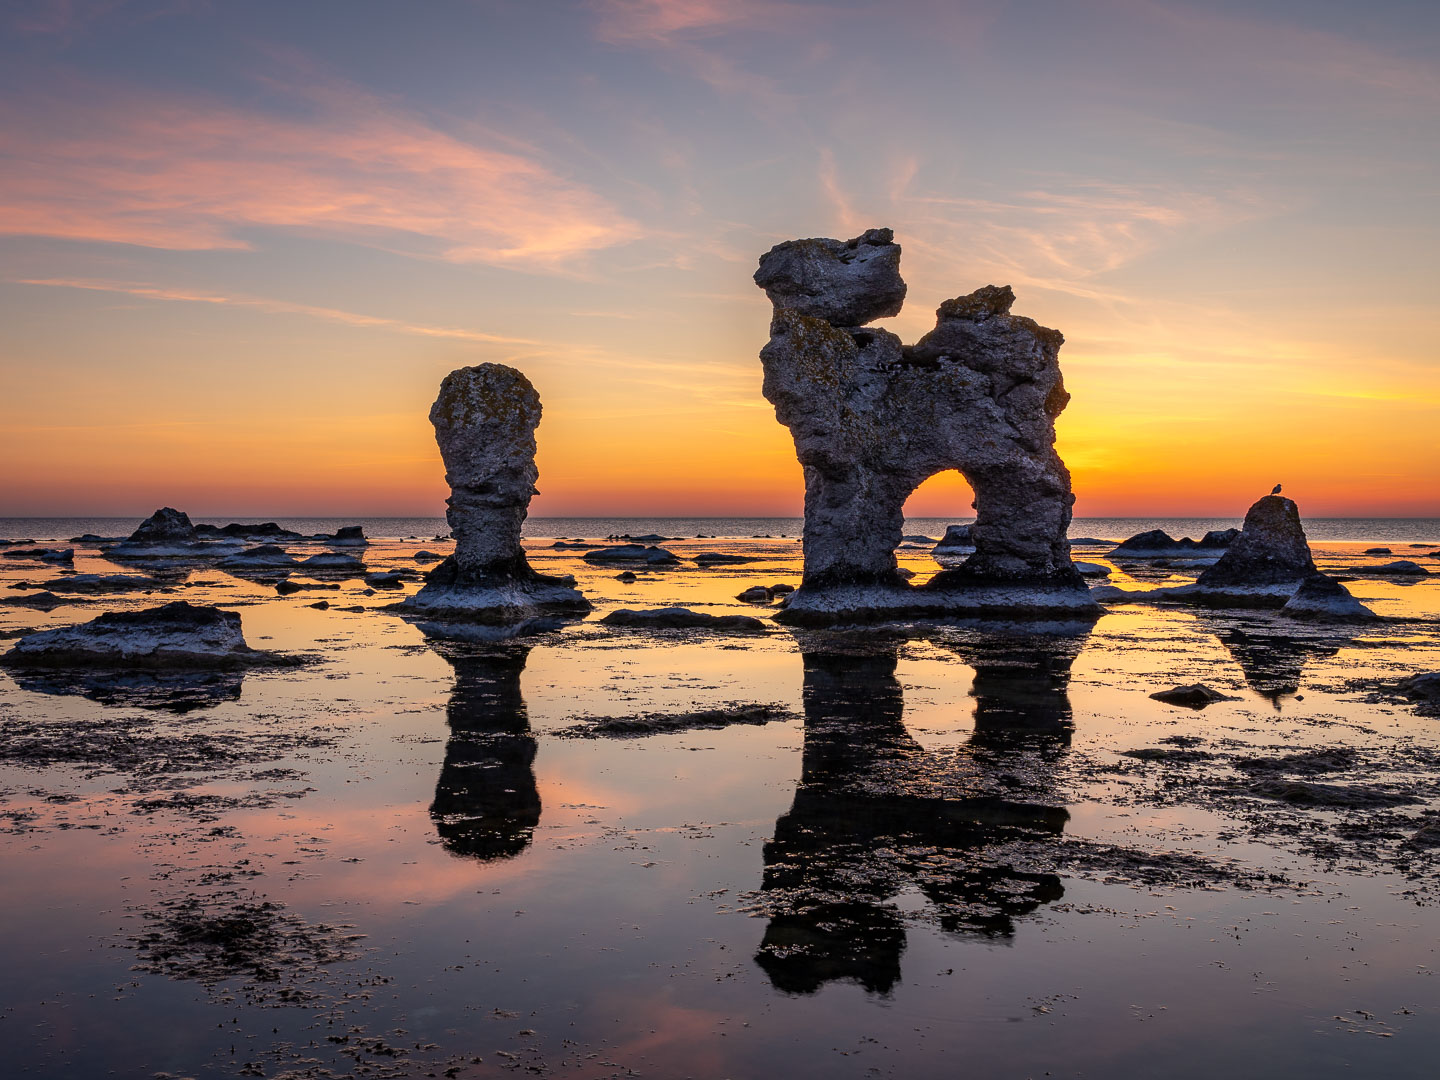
[14,277,541,344]
[589,0,785,45]
[0,77,639,268]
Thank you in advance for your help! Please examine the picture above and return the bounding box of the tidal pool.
[1,532,1438,1078]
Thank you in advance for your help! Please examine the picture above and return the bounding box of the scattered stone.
[615,571,637,583]
[0,601,279,669]
[694,552,754,566]
[769,583,796,594]
[364,571,407,588]
[274,579,341,596]
[412,550,444,563]
[307,600,331,610]
[1397,671,1440,711]
[599,607,767,633]
[0,547,73,562]
[582,545,679,565]
[1073,561,1111,578]
[1365,547,1393,555]
[1149,684,1236,708]
[737,586,774,603]
[402,364,590,621]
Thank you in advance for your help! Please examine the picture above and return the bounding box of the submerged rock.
[217,545,301,569]
[755,230,1094,624]
[1,601,274,669]
[582,544,679,565]
[1282,573,1376,621]
[298,552,365,572]
[1149,684,1236,708]
[1361,560,1431,576]
[599,606,767,633]
[694,552,754,566]
[0,547,74,562]
[402,364,589,621]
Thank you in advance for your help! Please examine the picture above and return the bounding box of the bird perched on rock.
[1271,483,1282,495]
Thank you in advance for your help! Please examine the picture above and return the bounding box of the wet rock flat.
[0,601,282,669]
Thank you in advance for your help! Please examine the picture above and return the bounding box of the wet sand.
[2,532,1439,1078]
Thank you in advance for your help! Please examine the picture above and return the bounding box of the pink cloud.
[0,79,640,267]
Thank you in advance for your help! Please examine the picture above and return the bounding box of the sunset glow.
[2,0,1436,517]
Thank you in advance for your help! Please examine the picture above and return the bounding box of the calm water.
[4,515,1440,544]
[1,531,1439,1077]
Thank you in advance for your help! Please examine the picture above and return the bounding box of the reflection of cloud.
[0,80,639,267]
[14,278,540,344]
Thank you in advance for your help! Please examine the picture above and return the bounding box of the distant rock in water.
[1,601,278,669]
[1282,574,1376,621]
[931,524,974,554]
[694,552,754,566]
[582,545,679,565]
[298,552,365,572]
[126,507,198,545]
[322,525,368,547]
[1365,547,1393,555]
[1110,529,1235,558]
[600,607,767,633]
[1,591,91,609]
[18,573,163,594]
[195,522,304,541]
[217,545,301,569]
[402,364,589,622]
[1195,495,1316,588]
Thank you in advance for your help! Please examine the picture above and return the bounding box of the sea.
[3,515,1439,544]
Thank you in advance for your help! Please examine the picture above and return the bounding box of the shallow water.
[2,530,1439,1078]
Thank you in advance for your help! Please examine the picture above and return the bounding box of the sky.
[1,0,1437,518]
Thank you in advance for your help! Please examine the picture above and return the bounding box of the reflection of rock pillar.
[949,631,1090,747]
[428,644,540,861]
[756,645,1068,996]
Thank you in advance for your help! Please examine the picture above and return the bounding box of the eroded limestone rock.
[1196,496,1316,589]
[0,601,275,669]
[755,229,1094,623]
[404,364,588,621]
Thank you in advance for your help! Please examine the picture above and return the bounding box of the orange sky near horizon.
[1,1,1437,519]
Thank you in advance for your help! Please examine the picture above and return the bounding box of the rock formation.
[404,364,589,621]
[1196,496,1316,588]
[1110,528,1235,559]
[126,507,198,545]
[755,228,1095,623]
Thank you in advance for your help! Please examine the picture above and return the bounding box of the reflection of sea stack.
[949,628,1090,747]
[754,644,1069,995]
[404,365,589,621]
[426,639,540,861]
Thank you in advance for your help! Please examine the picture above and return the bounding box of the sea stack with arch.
[402,363,590,622]
[754,227,1097,624]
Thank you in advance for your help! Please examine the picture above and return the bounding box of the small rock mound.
[1149,684,1236,708]
[126,507,198,545]
[582,545,679,565]
[1282,573,1375,620]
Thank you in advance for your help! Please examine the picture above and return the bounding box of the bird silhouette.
[1271,483,1282,495]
